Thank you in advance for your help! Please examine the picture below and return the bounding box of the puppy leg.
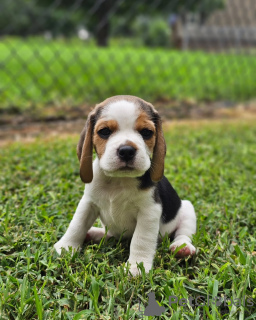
[168,200,196,257]
[127,204,162,276]
[85,227,113,243]
[54,195,99,254]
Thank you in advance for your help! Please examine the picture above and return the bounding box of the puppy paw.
[169,240,196,258]
[54,240,80,255]
[126,260,152,276]
[129,264,141,276]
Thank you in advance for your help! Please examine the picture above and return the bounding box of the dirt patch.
[0,104,92,126]
[154,99,256,120]
[0,119,85,146]
[1,99,256,146]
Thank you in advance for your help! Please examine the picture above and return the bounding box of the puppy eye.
[140,128,153,139]
[98,127,112,139]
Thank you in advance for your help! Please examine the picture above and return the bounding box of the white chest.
[89,177,146,238]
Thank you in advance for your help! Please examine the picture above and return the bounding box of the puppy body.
[54,96,196,276]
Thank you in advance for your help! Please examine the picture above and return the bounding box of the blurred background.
[0,0,256,139]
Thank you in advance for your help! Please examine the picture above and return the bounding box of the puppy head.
[77,95,166,183]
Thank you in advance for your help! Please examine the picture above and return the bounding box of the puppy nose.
[118,145,136,162]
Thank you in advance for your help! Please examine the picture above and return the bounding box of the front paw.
[54,239,81,255]
[126,260,152,276]
[128,264,141,276]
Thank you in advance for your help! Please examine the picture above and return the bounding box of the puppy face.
[94,100,156,177]
[77,96,166,183]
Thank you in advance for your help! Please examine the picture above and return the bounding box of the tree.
[0,0,83,36]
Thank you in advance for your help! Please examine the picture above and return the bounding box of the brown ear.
[150,113,166,182]
[77,111,95,183]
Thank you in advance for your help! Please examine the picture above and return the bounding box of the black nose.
[118,145,136,162]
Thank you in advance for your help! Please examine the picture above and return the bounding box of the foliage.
[0,0,83,36]
[0,120,256,319]
[131,16,170,47]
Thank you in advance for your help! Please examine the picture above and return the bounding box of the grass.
[0,119,256,319]
[1,37,256,113]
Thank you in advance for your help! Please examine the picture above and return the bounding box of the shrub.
[131,15,170,47]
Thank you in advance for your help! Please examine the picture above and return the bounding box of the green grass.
[0,120,256,319]
[1,37,256,112]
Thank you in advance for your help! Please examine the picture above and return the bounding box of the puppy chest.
[101,199,138,237]
[93,190,139,237]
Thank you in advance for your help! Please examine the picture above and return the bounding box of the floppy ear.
[77,111,95,183]
[150,112,166,182]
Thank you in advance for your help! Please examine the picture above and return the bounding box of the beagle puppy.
[54,95,196,276]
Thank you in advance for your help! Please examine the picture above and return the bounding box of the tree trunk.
[96,19,110,47]
[95,0,111,47]
[171,21,182,49]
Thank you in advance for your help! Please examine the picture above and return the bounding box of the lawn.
[1,38,256,113]
[0,120,255,319]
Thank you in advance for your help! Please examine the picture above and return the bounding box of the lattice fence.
[0,0,256,112]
